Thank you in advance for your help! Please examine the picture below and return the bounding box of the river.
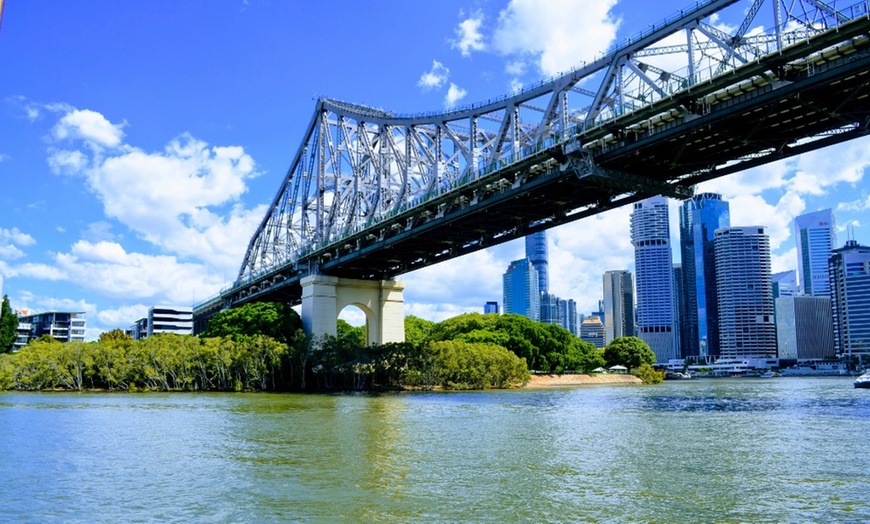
[1,376,868,523]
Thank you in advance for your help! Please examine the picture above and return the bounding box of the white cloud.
[50,240,225,304]
[452,11,486,57]
[0,153,10,163]
[445,83,468,108]
[47,109,265,274]
[0,227,37,247]
[97,304,150,327]
[492,0,620,77]
[53,109,126,148]
[418,60,450,90]
[510,78,524,93]
[0,245,25,260]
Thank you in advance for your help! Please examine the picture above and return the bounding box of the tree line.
[0,302,661,391]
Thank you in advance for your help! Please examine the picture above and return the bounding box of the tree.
[604,336,656,371]
[202,302,302,344]
[99,328,133,342]
[0,295,18,353]
[404,315,434,347]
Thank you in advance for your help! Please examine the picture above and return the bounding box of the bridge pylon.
[300,275,405,345]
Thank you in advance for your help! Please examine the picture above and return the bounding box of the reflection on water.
[1,377,868,523]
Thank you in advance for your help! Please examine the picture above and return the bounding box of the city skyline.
[2,1,870,340]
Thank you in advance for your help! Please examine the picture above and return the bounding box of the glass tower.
[525,231,549,295]
[679,193,730,359]
[794,209,836,297]
[503,258,540,321]
[631,196,677,363]
[828,240,870,357]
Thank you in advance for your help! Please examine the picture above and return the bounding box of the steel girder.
[236,0,870,286]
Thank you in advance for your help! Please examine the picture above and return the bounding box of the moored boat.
[854,373,870,389]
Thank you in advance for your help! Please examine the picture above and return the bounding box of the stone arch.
[300,275,404,345]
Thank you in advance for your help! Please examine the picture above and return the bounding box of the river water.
[1,377,868,523]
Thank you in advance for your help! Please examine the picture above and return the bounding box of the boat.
[760,370,777,378]
[854,373,870,389]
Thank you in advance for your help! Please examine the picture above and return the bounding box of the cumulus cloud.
[50,240,225,304]
[46,108,266,273]
[0,227,36,247]
[452,11,486,57]
[53,109,126,148]
[98,304,150,327]
[445,83,468,108]
[491,0,620,77]
[418,60,450,90]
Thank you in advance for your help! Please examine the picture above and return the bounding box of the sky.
[1,0,869,339]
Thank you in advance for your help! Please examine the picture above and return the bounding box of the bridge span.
[195,0,870,339]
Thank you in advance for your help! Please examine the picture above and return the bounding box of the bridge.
[194,0,870,341]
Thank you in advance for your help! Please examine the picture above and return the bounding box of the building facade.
[14,311,87,349]
[775,296,835,360]
[130,306,194,340]
[503,258,540,321]
[715,227,776,360]
[679,192,730,360]
[794,209,836,297]
[484,301,500,314]
[631,196,677,363]
[580,316,605,349]
[525,231,549,295]
[828,240,870,357]
[602,270,634,345]
[772,270,798,299]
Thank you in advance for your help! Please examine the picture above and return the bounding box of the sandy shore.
[525,373,641,387]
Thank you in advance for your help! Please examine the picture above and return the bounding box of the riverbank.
[525,373,642,387]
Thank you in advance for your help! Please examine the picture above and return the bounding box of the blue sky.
[1,0,869,339]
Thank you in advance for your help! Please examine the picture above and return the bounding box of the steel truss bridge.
[195,0,870,323]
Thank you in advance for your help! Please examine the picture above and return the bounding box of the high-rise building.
[828,240,870,357]
[566,299,578,336]
[525,231,549,295]
[772,270,798,299]
[679,192,730,360]
[603,270,634,345]
[631,196,677,363]
[503,258,540,321]
[540,292,560,325]
[580,316,605,348]
[484,301,500,314]
[775,296,834,360]
[794,209,836,296]
[715,226,776,360]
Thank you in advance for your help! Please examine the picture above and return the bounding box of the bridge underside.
[199,14,870,321]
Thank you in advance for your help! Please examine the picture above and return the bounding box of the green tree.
[603,336,656,371]
[0,295,18,353]
[404,315,434,347]
[202,302,302,344]
[99,328,133,342]
[429,340,530,389]
[633,362,665,384]
[337,319,366,347]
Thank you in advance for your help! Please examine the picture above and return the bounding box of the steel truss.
[236,0,870,289]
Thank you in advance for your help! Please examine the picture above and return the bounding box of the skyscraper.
[715,226,776,360]
[794,209,836,296]
[679,192,730,360]
[631,196,677,363]
[525,231,549,295]
[503,258,540,321]
[484,301,500,314]
[828,240,870,357]
[602,270,635,345]
[772,270,798,299]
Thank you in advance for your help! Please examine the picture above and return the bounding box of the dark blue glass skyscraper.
[679,193,730,360]
[525,231,549,294]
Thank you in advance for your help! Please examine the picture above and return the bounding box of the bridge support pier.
[300,275,405,345]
